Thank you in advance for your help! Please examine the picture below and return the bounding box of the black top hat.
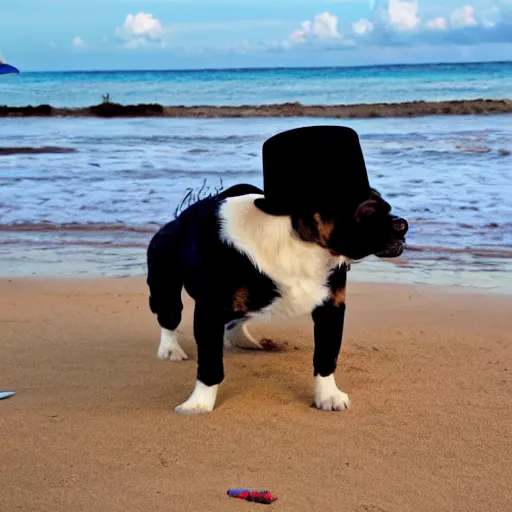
[254,125,371,216]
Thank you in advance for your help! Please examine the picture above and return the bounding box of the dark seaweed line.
[1,99,512,119]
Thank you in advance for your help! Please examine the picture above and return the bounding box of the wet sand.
[1,98,512,118]
[1,277,511,511]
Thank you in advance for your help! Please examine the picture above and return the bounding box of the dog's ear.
[355,198,391,223]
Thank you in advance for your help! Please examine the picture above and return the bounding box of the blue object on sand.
[0,391,16,400]
[0,63,20,75]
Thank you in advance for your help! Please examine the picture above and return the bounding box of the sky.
[1,0,512,71]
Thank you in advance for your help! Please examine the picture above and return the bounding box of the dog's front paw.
[315,390,350,411]
[175,401,214,415]
[314,374,350,412]
[157,328,188,362]
[174,381,218,415]
[157,343,188,362]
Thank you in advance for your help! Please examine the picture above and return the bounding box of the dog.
[146,126,408,414]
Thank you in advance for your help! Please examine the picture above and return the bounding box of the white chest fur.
[219,194,348,320]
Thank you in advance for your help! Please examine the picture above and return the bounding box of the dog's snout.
[393,218,409,235]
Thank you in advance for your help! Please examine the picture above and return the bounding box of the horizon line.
[19,59,512,74]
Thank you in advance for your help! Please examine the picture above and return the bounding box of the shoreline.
[1,223,511,258]
[1,245,510,294]
[2,98,512,119]
[1,274,509,297]
[1,226,511,294]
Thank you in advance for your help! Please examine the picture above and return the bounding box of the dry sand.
[1,278,511,512]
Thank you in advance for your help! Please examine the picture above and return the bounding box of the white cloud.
[290,11,341,43]
[312,12,341,39]
[353,18,374,35]
[348,0,512,45]
[386,0,420,30]
[105,1,512,57]
[450,5,478,28]
[286,1,512,52]
[290,21,311,43]
[115,12,165,48]
[371,0,420,31]
[425,17,447,30]
[72,36,86,48]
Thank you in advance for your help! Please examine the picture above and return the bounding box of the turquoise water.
[1,61,511,107]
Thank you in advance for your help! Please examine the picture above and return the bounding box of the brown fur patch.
[331,286,346,307]
[313,213,334,247]
[293,217,317,244]
[328,266,347,307]
[233,287,249,312]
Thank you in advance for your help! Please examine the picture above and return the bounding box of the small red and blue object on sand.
[227,488,277,505]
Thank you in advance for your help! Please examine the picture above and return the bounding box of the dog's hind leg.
[150,286,188,362]
[149,282,188,361]
[223,320,263,350]
[157,327,188,362]
[147,224,188,362]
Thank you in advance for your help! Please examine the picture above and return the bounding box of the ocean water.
[1,114,511,288]
[1,62,511,288]
[1,61,511,108]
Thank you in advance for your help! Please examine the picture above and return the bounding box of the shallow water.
[0,114,511,290]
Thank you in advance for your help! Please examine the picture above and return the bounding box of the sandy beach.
[1,277,511,511]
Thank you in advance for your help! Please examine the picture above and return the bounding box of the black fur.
[312,300,346,377]
[148,184,279,386]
